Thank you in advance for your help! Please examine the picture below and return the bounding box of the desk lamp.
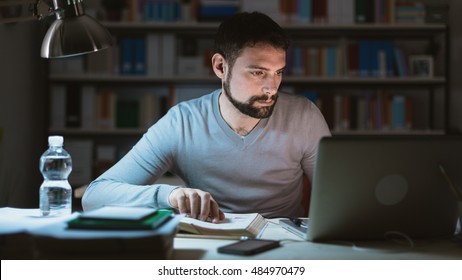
[0,0,113,58]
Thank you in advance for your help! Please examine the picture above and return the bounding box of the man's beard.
[223,78,278,119]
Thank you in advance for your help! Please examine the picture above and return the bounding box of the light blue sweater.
[82,89,331,217]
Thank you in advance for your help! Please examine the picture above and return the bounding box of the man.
[82,11,331,222]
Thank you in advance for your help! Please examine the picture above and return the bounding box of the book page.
[180,213,260,230]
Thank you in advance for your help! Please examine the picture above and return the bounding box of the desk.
[1,208,460,260]
[173,219,462,260]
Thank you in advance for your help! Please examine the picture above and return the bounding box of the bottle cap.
[48,135,64,147]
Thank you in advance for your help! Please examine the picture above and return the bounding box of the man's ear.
[211,53,227,79]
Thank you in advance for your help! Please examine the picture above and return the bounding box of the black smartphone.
[217,239,280,255]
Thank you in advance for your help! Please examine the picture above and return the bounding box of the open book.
[179,213,267,238]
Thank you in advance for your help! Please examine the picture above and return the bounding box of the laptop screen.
[304,135,461,242]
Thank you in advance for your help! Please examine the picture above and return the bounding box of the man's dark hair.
[214,11,290,70]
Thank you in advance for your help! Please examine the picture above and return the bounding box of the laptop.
[280,135,461,242]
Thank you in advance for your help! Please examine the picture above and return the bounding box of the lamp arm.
[0,0,53,24]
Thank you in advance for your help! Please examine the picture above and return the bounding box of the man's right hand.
[168,187,225,223]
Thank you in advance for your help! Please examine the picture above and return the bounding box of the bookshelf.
[47,0,450,185]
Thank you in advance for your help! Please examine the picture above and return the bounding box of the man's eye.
[276,70,284,76]
[251,71,264,76]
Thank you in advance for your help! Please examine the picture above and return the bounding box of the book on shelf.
[49,85,175,132]
[67,206,174,230]
[241,0,281,22]
[96,88,116,130]
[312,0,328,23]
[135,0,183,22]
[120,37,145,75]
[198,0,239,22]
[81,86,97,130]
[51,38,427,81]
[179,212,267,238]
[146,34,162,76]
[94,145,117,178]
[98,0,432,25]
[65,85,81,128]
[286,38,418,79]
[116,98,140,128]
[395,0,425,24]
[425,4,449,24]
[86,49,115,74]
[50,85,66,130]
[49,56,84,74]
[161,34,177,77]
[65,140,93,186]
[312,90,414,133]
[287,44,345,77]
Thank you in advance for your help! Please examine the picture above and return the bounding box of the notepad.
[78,206,158,221]
[67,206,173,230]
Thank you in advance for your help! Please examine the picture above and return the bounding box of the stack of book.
[0,207,180,260]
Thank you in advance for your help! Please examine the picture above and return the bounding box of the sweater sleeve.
[81,108,182,211]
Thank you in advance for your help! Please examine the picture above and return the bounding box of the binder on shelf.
[326,47,338,77]
[241,0,280,22]
[86,49,114,74]
[65,85,81,128]
[134,37,147,75]
[161,34,177,77]
[147,34,162,76]
[81,86,96,130]
[328,0,341,24]
[298,0,312,23]
[66,140,93,186]
[50,85,66,130]
[141,93,162,129]
[198,0,239,22]
[94,145,117,178]
[339,0,355,24]
[116,98,140,128]
[96,88,116,130]
[312,0,327,23]
[120,37,135,75]
[355,0,367,23]
[347,42,359,76]
[391,95,406,129]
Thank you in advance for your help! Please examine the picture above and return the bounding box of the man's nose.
[262,76,279,96]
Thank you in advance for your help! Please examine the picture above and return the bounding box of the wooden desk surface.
[173,219,462,260]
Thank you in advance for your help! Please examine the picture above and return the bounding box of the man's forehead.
[236,45,286,69]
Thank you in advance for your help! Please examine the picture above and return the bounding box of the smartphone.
[217,239,280,255]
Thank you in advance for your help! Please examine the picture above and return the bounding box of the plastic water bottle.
[39,135,72,216]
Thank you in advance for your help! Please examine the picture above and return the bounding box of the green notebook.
[67,207,174,230]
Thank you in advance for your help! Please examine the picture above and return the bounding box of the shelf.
[283,76,446,86]
[49,128,146,136]
[47,16,451,182]
[332,129,446,136]
[49,74,220,84]
[103,21,447,36]
[51,128,445,137]
[49,74,446,86]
